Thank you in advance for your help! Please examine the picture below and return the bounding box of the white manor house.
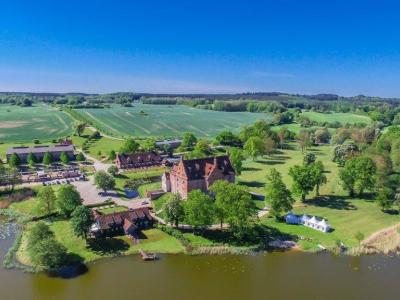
[285,212,332,233]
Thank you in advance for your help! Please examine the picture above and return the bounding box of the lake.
[1,218,399,300]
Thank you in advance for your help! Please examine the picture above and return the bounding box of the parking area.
[72,178,151,210]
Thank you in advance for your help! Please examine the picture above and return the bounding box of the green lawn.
[97,205,128,214]
[263,198,400,250]
[76,104,273,138]
[238,143,340,197]
[71,128,124,161]
[3,185,60,218]
[300,111,371,125]
[17,220,185,266]
[239,142,399,250]
[0,104,74,142]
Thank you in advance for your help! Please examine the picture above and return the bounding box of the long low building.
[115,151,162,169]
[6,144,75,164]
[285,212,331,233]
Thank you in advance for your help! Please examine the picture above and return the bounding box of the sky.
[1,0,400,96]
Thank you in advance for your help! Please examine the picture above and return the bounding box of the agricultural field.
[0,105,74,142]
[76,104,272,138]
[300,111,371,125]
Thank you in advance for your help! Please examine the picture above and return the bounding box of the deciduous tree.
[94,171,116,193]
[56,185,81,217]
[184,190,214,231]
[164,194,185,227]
[71,205,93,239]
[37,186,56,215]
[265,169,293,218]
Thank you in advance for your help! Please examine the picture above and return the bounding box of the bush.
[33,139,40,144]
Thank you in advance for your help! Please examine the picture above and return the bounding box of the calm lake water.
[1,218,399,300]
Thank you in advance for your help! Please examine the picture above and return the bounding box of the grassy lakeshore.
[238,143,399,250]
[16,220,185,267]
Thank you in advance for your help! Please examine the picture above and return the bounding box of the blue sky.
[1,0,400,96]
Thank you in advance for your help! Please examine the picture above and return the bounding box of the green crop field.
[300,111,371,125]
[77,104,272,137]
[0,104,74,142]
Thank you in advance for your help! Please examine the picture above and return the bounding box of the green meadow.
[300,111,371,125]
[0,104,74,142]
[77,104,272,138]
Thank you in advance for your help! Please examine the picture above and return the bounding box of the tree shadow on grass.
[87,237,130,255]
[257,160,285,166]
[307,195,357,210]
[242,167,262,172]
[238,180,265,189]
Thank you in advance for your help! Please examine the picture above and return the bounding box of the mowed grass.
[0,104,74,142]
[238,143,400,250]
[238,143,340,196]
[300,111,371,125]
[78,104,272,138]
[70,128,125,161]
[17,220,185,266]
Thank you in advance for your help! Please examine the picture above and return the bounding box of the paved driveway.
[72,178,150,210]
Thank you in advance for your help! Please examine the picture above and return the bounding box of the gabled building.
[90,207,153,237]
[115,151,162,169]
[162,155,235,199]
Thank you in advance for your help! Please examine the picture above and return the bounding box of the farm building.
[115,151,162,169]
[90,207,153,237]
[6,144,75,164]
[285,212,331,233]
[162,155,235,199]
[155,139,182,149]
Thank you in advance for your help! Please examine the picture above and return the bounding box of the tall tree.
[164,194,185,227]
[8,153,21,168]
[340,156,376,197]
[37,186,56,215]
[107,165,119,176]
[42,152,54,166]
[60,151,70,164]
[56,185,81,217]
[141,138,157,152]
[297,130,312,153]
[244,136,264,161]
[228,148,244,175]
[184,190,214,232]
[376,186,395,212]
[27,152,37,167]
[181,132,197,150]
[289,165,316,201]
[108,150,116,161]
[265,169,294,218]
[119,138,140,154]
[210,181,257,238]
[27,222,67,269]
[76,152,86,162]
[94,171,116,193]
[311,161,327,196]
[71,205,93,239]
[75,122,86,137]
[263,136,276,156]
